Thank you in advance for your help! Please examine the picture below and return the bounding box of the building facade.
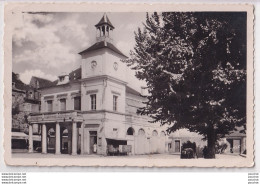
[28,14,168,155]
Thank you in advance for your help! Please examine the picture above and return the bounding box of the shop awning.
[12,132,28,140]
[12,132,41,141]
[106,137,129,141]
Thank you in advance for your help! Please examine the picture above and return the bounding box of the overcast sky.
[12,12,147,85]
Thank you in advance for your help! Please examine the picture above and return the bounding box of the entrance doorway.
[233,139,241,154]
[227,139,241,154]
[175,140,180,153]
[61,128,69,154]
[89,131,97,154]
[47,128,55,153]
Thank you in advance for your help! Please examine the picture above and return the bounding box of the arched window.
[48,128,55,137]
[62,129,68,137]
[106,26,109,35]
[152,130,158,136]
[127,127,135,135]
[138,129,145,136]
[102,26,105,36]
[160,131,166,137]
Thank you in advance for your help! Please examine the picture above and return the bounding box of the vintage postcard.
[4,3,254,167]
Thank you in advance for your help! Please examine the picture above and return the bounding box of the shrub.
[215,142,228,154]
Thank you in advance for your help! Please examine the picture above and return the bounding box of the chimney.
[141,86,148,96]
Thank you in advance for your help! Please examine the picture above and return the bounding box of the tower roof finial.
[95,13,114,29]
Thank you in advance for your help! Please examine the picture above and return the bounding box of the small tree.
[125,12,246,158]
[12,93,29,133]
[12,73,30,133]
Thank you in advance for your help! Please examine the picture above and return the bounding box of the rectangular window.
[74,96,81,110]
[60,98,66,111]
[47,100,53,112]
[90,94,96,110]
[29,91,33,98]
[113,95,118,111]
[39,101,41,112]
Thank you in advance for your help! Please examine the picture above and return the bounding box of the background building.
[12,72,54,151]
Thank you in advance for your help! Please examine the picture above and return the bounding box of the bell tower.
[95,13,114,43]
[79,13,127,81]
[79,13,127,113]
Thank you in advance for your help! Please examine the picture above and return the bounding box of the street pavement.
[12,152,245,159]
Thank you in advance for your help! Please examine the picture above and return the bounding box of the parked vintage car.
[181,148,195,159]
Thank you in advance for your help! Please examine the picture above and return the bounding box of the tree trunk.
[205,130,216,159]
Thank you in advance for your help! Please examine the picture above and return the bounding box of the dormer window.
[29,91,33,98]
[59,76,65,82]
[57,74,69,85]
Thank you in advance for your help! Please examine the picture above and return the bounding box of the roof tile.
[95,14,114,29]
[78,41,127,58]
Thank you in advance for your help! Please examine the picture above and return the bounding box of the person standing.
[93,143,97,153]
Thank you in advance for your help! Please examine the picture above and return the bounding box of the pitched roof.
[126,85,140,96]
[30,76,54,89]
[226,127,246,137]
[69,67,82,82]
[37,68,82,89]
[95,14,114,29]
[78,41,127,58]
[12,72,32,91]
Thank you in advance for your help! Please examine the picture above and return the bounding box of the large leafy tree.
[125,12,246,158]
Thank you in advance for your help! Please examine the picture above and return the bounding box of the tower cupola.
[95,13,114,43]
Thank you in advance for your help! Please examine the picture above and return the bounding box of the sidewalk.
[11,152,245,159]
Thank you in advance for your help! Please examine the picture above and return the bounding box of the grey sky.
[12,12,147,84]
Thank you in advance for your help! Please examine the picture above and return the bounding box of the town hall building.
[27,14,246,157]
[28,14,168,156]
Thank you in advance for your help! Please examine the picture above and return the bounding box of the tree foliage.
[125,12,246,158]
[12,92,29,133]
[12,73,30,133]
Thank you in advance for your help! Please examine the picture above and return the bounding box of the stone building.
[28,14,168,155]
